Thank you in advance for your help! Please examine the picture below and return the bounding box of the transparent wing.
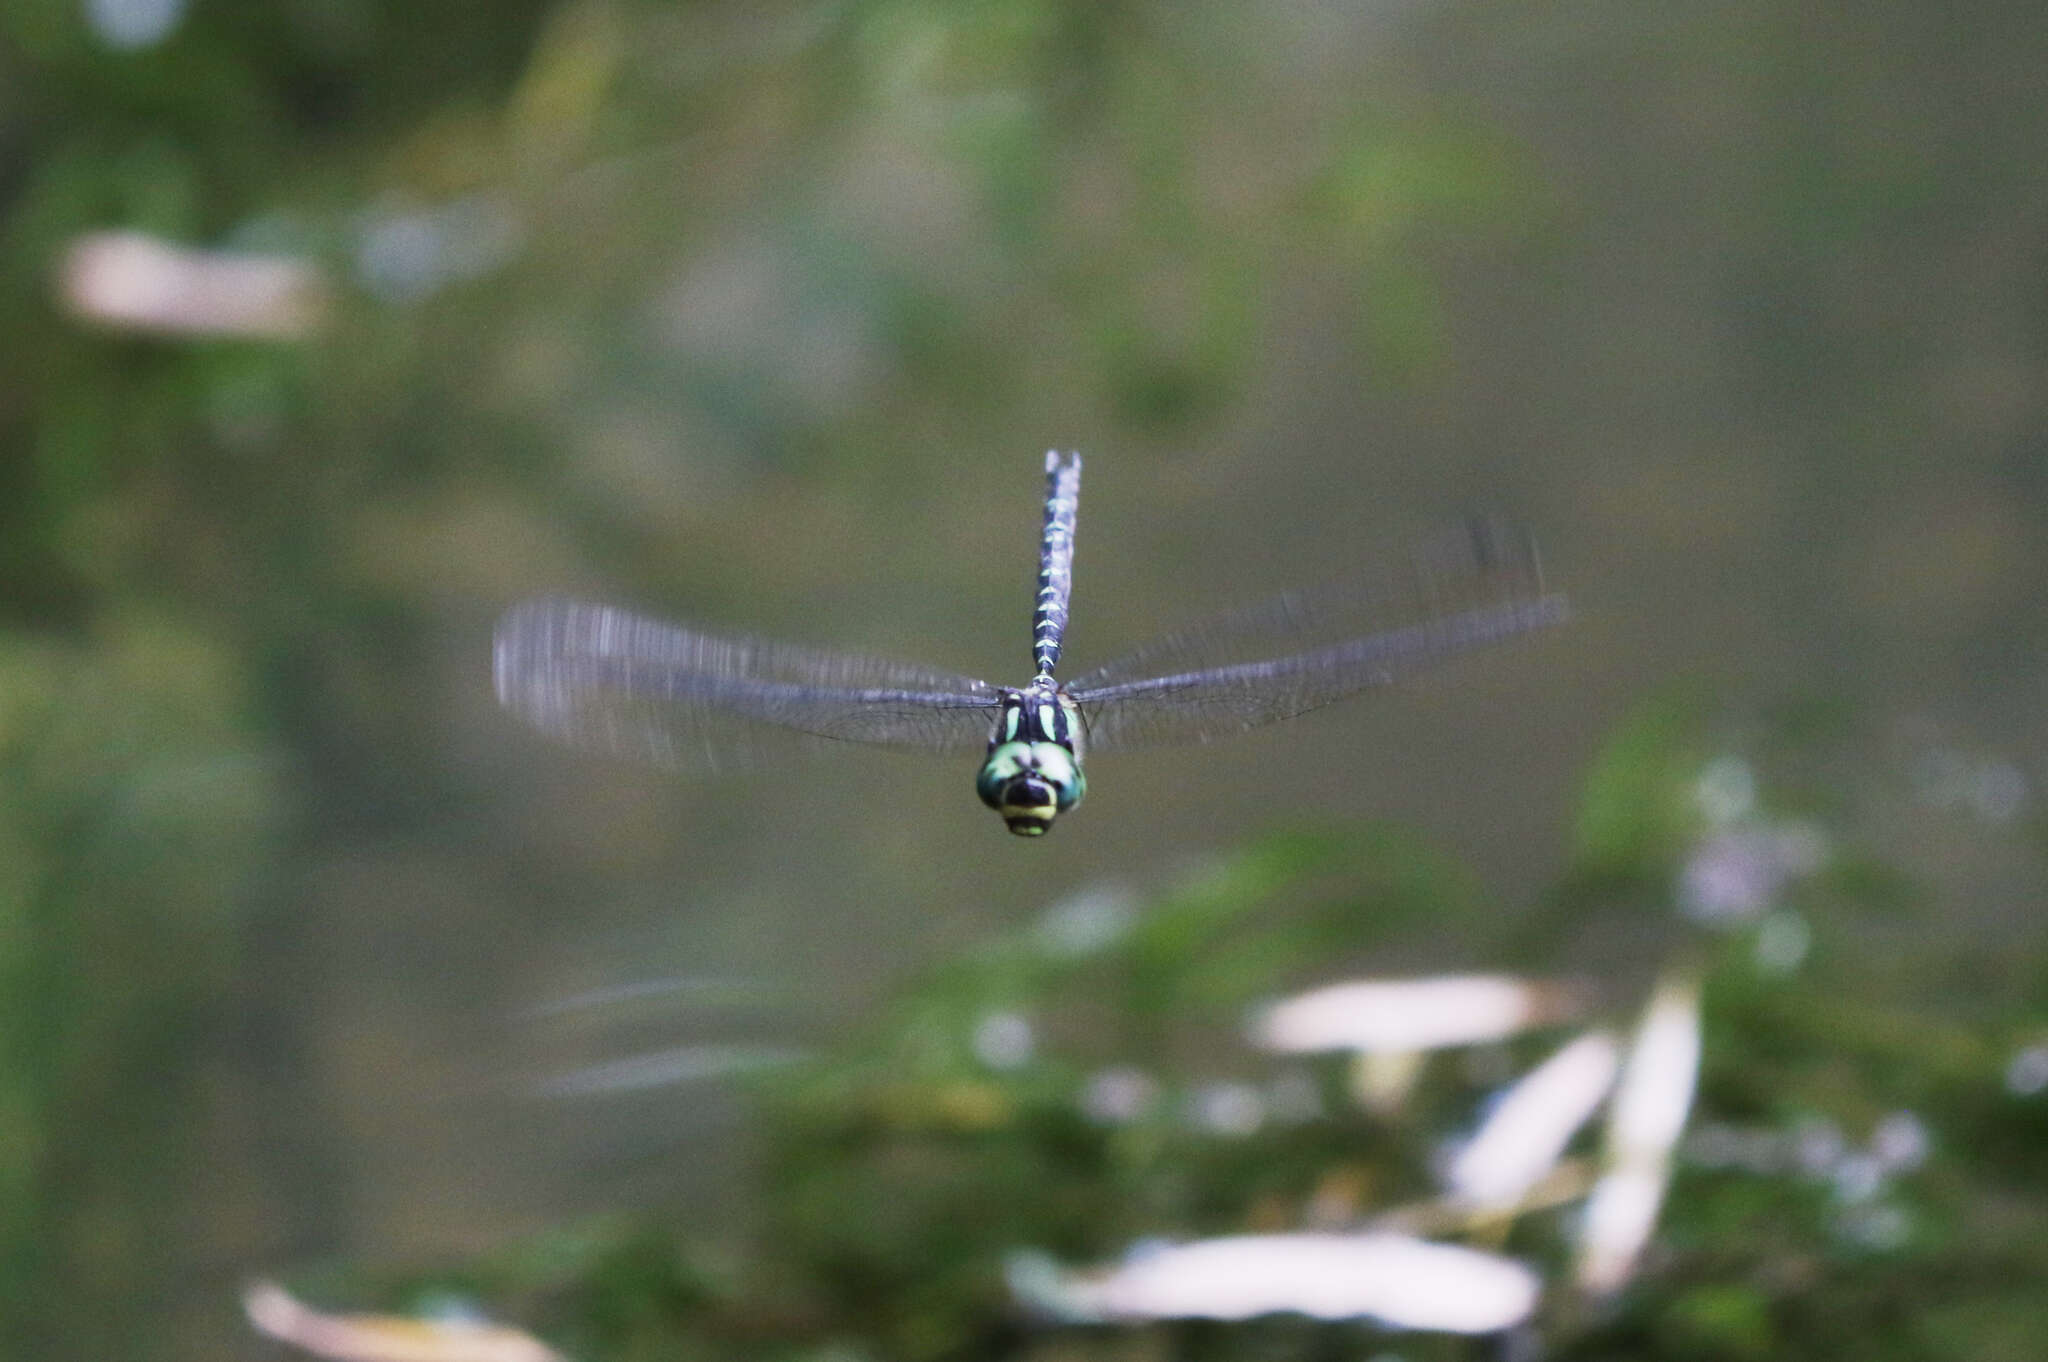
[1067,518,1568,752]
[494,598,1003,771]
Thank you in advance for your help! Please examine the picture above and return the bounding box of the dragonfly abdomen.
[1033,451,1082,678]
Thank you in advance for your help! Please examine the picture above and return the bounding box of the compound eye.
[977,742,1031,808]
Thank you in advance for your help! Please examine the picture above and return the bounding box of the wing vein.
[1066,519,1567,752]
[494,598,1001,771]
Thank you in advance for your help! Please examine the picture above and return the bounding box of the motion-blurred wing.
[495,599,1003,771]
[1066,518,1567,752]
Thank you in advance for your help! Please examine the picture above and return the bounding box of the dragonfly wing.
[494,598,1003,771]
[1066,518,1567,752]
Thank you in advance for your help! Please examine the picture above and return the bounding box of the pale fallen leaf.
[60,231,325,338]
[243,1281,562,1362]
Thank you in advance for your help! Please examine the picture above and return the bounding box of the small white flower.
[1678,824,1827,927]
[973,1012,1035,1070]
[1753,911,1812,974]
[1186,1082,1265,1137]
[1970,761,2028,822]
[1694,756,1757,826]
[1870,1111,1930,1173]
[1793,1118,1846,1175]
[2005,1044,2048,1097]
[1831,1153,1885,1204]
[1034,885,1136,956]
[86,0,186,49]
[1079,1067,1159,1125]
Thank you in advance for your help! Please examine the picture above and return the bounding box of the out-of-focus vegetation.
[314,700,2048,1362]
[2,1,2044,1359]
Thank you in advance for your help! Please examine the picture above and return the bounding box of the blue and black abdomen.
[1033,451,1082,678]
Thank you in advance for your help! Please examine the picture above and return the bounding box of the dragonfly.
[494,453,1567,836]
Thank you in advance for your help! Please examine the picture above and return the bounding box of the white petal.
[973,1011,1036,1069]
[1448,1032,1621,1209]
[1038,1233,1540,1333]
[1254,975,1582,1054]
[1575,972,1703,1293]
[1609,975,1702,1161]
[1576,1164,1670,1294]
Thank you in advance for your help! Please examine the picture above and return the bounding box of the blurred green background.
[3,0,2045,1358]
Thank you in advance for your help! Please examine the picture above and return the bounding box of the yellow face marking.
[1000,804,1054,835]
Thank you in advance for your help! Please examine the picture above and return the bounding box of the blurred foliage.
[305,697,2046,1362]
[0,614,281,1354]
[2,0,1544,624]
[2,3,2044,1361]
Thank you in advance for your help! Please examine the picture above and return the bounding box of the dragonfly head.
[977,740,1086,836]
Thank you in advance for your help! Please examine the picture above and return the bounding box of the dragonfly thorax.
[976,686,1086,835]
